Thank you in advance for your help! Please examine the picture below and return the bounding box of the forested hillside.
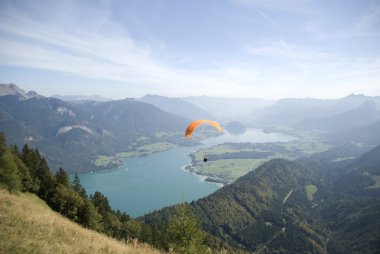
[145,148,380,253]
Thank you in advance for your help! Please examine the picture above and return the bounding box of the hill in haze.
[183,96,274,122]
[296,100,380,132]
[140,94,213,120]
[328,119,380,146]
[249,94,380,130]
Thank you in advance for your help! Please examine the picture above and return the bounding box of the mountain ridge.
[0,84,189,172]
[140,94,213,120]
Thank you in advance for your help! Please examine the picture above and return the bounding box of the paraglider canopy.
[185,119,222,139]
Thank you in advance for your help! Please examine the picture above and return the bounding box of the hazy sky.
[0,0,379,99]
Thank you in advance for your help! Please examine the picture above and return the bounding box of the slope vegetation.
[146,147,380,253]
[145,159,328,253]
[0,189,162,254]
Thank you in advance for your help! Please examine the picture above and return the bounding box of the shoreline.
[183,162,230,186]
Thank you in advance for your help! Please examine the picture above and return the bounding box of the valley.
[186,129,332,184]
[1,83,380,253]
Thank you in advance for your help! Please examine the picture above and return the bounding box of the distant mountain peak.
[0,83,44,100]
[345,93,366,98]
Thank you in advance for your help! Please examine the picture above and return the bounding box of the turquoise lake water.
[78,129,295,217]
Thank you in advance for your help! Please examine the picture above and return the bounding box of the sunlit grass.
[0,189,162,254]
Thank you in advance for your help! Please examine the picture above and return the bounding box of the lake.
[78,128,295,217]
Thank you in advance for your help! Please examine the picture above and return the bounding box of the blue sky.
[0,0,379,99]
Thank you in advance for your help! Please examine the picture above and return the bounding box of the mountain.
[328,119,380,146]
[52,94,111,102]
[183,96,274,122]
[250,94,380,129]
[322,146,380,253]
[0,83,43,99]
[74,99,189,137]
[139,94,213,120]
[248,98,335,126]
[0,189,161,254]
[145,159,328,253]
[295,100,380,132]
[0,91,109,171]
[0,84,189,172]
[145,146,380,253]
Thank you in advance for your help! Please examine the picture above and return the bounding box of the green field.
[93,155,122,169]
[305,184,318,201]
[191,158,269,182]
[282,130,332,156]
[94,142,176,169]
[117,142,176,158]
[193,144,254,161]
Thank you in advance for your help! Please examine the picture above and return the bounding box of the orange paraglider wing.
[185,120,222,139]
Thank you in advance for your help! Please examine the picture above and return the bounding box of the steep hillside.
[0,94,113,171]
[328,120,380,146]
[0,189,162,254]
[140,94,213,120]
[145,148,380,253]
[0,84,189,172]
[75,99,189,135]
[322,146,380,254]
[296,100,380,132]
[145,159,328,253]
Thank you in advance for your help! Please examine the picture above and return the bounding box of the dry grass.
[0,189,163,254]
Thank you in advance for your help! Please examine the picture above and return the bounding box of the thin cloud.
[0,0,379,99]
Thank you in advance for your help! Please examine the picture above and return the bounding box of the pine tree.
[167,203,208,254]
[10,145,36,192]
[0,133,21,192]
[78,198,102,231]
[55,167,70,187]
[72,173,87,198]
[91,191,112,217]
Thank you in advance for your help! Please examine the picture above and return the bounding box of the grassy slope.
[0,190,162,254]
